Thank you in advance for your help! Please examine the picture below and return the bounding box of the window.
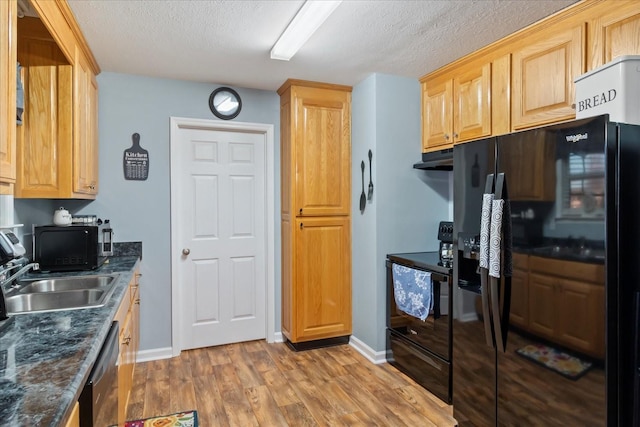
[560,152,605,218]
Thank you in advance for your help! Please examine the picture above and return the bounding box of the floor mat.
[120,410,198,427]
[516,344,592,380]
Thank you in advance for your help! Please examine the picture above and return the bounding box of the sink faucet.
[0,261,39,321]
[0,262,40,287]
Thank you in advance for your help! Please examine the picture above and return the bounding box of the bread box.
[574,55,640,125]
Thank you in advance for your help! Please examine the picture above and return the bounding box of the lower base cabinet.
[64,402,80,427]
[115,268,141,425]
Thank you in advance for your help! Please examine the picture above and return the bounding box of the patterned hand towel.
[392,264,433,321]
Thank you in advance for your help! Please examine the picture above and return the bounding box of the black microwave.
[34,225,107,272]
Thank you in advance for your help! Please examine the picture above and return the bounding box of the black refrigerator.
[452,115,640,426]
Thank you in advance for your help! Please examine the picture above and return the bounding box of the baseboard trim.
[273,332,284,343]
[349,336,387,364]
[135,346,173,363]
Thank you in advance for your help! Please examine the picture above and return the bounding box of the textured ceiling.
[65,0,578,91]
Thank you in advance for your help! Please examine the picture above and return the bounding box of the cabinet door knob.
[182,248,191,255]
[299,208,303,215]
[300,223,304,229]
[122,336,131,346]
[444,134,450,140]
[453,133,459,139]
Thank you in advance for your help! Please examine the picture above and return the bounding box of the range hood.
[413,148,453,170]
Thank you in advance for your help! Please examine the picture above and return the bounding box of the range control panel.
[438,221,454,243]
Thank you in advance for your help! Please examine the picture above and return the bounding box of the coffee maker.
[438,221,454,267]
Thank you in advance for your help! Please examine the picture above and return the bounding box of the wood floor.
[126,341,458,426]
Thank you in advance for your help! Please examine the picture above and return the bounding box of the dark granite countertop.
[0,256,140,426]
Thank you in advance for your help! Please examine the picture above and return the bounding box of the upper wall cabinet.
[74,48,99,195]
[511,24,586,130]
[421,62,492,152]
[0,0,17,194]
[587,1,640,69]
[419,0,640,152]
[13,0,100,199]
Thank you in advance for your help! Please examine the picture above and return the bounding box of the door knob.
[182,248,190,255]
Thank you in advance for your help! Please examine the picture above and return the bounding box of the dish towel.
[392,264,433,321]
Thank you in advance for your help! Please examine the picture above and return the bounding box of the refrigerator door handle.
[488,173,513,353]
[479,174,495,349]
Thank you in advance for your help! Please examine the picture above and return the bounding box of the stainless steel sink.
[17,275,117,293]
[6,274,120,314]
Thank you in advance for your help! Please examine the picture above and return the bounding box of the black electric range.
[386,250,453,404]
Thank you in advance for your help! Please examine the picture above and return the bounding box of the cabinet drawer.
[388,331,451,404]
[529,256,604,284]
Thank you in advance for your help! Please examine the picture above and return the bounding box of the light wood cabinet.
[499,131,555,201]
[293,216,351,341]
[0,0,17,192]
[587,1,640,70]
[528,256,605,359]
[115,269,141,426]
[278,80,352,345]
[421,61,492,152]
[12,1,99,199]
[511,23,586,130]
[63,401,80,427]
[281,81,351,217]
[419,0,640,157]
[73,48,98,195]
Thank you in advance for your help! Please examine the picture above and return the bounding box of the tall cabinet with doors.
[278,80,352,349]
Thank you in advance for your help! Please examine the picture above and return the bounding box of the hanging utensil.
[360,161,366,213]
[367,149,374,200]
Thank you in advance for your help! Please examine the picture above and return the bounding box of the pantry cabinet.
[279,80,352,346]
[0,0,17,193]
[511,23,586,130]
[9,0,99,199]
[293,216,351,341]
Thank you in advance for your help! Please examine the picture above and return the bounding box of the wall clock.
[209,87,242,120]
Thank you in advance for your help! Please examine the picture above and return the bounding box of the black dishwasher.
[79,321,119,427]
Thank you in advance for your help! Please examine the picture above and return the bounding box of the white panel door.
[177,127,266,350]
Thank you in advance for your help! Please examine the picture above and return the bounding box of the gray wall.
[351,73,452,352]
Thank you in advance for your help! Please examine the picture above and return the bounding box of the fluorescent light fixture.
[270,0,342,61]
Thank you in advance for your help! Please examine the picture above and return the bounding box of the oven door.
[386,260,452,361]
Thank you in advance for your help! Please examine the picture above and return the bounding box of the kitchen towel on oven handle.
[391,263,433,321]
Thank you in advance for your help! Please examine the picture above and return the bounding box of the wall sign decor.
[123,133,149,180]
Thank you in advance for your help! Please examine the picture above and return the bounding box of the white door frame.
[169,117,275,357]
